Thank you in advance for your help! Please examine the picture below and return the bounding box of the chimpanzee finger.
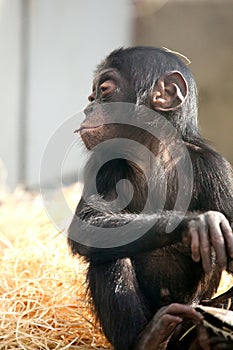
[220,218,233,259]
[189,229,200,263]
[212,345,233,350]
[160,314,183,328]
[209,221,227,270]
[182,224,200,261]
[209,336,233,349]
[198,222,212,274]
[196,325,211,350]
[166,304,203,322]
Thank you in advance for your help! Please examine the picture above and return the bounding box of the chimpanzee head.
[78,47,199,149]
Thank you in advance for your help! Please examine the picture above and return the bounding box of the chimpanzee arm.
[188,142,233,222]
[68,203,187,260]
[68,145,233,266]
[184,144,233,273]
[68,202,233,268]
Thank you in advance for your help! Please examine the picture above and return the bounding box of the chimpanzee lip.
[74,125,103,133]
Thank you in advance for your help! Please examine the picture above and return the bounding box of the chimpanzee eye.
[99,80,116,99]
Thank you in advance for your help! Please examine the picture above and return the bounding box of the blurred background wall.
[134,0,233,165]
[0,0,132,189]
[0,0,232,190]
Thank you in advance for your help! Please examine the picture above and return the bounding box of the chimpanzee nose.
[88,92,96,102]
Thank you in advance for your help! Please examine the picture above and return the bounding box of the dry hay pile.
[0,186,232,350]
[0,186,112,350]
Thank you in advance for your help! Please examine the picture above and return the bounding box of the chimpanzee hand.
[134,304,203,350]
[182,211,233,274]
[194,325,233,350]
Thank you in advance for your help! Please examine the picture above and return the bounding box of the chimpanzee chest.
[132,244,204,311]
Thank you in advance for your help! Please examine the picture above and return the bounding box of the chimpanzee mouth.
[74,125,103,133]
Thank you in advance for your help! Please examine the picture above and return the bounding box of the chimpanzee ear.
[151,71,188,111]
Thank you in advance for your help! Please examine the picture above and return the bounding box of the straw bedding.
[0,186,232,349]
[0,186,111,349]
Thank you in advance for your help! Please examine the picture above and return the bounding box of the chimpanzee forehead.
[92,68,121,90]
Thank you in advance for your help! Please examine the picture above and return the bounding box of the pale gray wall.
[27,0,132,188]
[0,0,21,188]
[0,0,133,189]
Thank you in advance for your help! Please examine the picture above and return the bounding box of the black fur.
[68,47,233,350]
